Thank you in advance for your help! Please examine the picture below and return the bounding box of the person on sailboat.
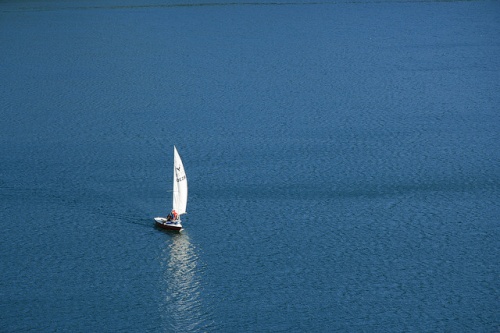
[167,209,178,221]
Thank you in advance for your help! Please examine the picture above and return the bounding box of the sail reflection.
[159,233,210,332]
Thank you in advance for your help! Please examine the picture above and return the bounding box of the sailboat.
[155,146,188,232]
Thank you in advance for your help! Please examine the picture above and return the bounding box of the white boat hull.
[154,217,183,232]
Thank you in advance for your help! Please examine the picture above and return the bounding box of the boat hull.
[154,217,183,232]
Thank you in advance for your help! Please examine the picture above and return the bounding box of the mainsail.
[172,146,188,215]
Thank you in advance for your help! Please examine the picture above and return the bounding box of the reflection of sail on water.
[159,233,212,331]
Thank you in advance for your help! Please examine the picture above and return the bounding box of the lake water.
[1,0,499,331]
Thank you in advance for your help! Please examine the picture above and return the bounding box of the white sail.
[172,146,188,215]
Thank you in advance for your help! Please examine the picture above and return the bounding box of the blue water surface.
[1,0,499,331]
